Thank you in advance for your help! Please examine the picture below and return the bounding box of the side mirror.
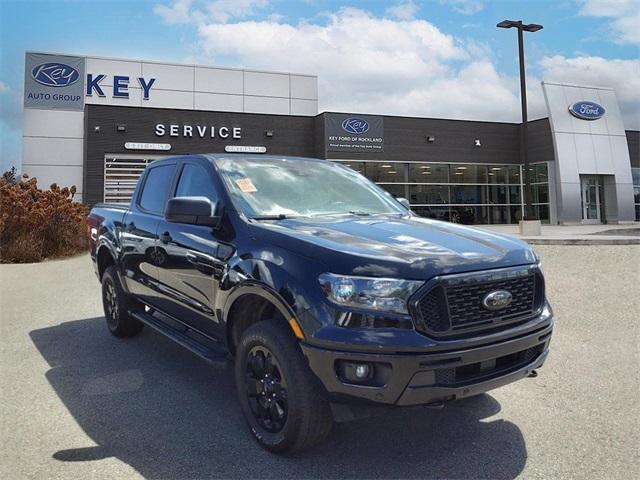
[165,196,220,227]
[396,197,411,210]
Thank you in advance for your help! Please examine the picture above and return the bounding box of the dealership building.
[22,51,640,224]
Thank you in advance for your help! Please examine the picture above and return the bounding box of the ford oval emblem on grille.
[482,290,512,311]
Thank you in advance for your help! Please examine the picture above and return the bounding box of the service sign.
[326,113,384,153]
[568,101,605,120]
[24,53,85,111]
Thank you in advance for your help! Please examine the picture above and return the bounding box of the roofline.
[24,50,318,78]
[317,111,549,126]
[541,80,614,91]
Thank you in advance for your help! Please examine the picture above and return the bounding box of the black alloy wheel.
[235,321,334,453]
[245,346,288,433]
[103,278,119,330]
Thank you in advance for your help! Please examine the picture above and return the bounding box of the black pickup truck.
[89,154,553,453]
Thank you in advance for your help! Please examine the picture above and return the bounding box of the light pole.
[497,20,543,223]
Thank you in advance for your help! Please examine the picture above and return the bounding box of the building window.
[336,160,532,225]
[408,163,448,183]
[632,167,640,221]
[365,162,406,183]
[530,162,550,224]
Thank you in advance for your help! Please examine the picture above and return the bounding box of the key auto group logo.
[31,62,80,87]
[341,118,370,135]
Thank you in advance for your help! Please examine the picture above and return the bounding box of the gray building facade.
[22,52,640,225]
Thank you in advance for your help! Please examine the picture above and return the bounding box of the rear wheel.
[235,321,333,453]
[101,266,144,338]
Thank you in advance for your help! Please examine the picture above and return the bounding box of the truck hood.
[256,214,538,279]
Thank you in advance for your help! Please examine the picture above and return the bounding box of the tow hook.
[528,370,538,378]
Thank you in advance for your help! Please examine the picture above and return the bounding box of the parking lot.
[1,245,639,479]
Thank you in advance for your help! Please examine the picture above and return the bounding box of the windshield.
[214,156,406,218]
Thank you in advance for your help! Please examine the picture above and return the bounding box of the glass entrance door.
[581,175,601,223]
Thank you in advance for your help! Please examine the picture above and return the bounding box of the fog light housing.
[337,361,374,383]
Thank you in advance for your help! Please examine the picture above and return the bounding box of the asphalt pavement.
[1,246,639,479]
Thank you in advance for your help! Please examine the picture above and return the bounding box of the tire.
[101,266,144,338]
[235,321,333,453]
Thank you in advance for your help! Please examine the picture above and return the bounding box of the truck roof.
[148,153,326,167]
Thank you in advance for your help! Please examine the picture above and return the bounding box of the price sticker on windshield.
[236,178,257,193]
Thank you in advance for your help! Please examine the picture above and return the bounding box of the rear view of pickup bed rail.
[89,153,553,453]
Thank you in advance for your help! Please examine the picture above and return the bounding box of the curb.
[522,238,640,245]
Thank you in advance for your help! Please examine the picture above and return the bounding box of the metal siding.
[84,104,317,205]
[83,106,562,206]
[627,130,639,168]
[527,118,555,164]
[324,115,523,164]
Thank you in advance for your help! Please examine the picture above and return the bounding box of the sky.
[1,0,639,173]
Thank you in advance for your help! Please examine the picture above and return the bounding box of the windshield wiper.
[348,211,373,216]
[251,214,290,221]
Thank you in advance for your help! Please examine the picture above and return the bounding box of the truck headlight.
[318,273,423,315]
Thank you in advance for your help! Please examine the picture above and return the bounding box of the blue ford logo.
[482,290,512,311]
[568,101,605,120]
[342,118,369,135]
[31,62,80,87]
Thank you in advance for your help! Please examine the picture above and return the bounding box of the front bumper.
[301,320,552,407]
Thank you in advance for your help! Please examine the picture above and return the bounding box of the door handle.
[186,251,221,266]
[185,252,200,264]
[159,232,172,243]
[186,252,224,276]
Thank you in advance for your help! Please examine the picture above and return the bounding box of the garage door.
[103,154,164,203]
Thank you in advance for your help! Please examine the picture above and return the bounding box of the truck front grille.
[434,343,545,386]
[413,265,544,338]
[447,275,535,327]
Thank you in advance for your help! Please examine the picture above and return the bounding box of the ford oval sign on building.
[31,62,80,87]
[341,117,370,135]
[568,101,605,120]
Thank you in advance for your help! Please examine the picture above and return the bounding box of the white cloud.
[206,0,269,23]
[153,0,195,24]
[153,0,269,24]
[194,7,526,121]
[438,0,484,15]
[0,81,9,95]
[154,2,639,129]
[385,1,419,20]
[539,55,640,128]
[578,0,640,44]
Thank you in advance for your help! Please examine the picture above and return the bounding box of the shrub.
[0,172,89,263]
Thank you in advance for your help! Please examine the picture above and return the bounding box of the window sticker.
[235,177,257,193]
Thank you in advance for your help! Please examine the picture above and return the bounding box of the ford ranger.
[88,154,553,453]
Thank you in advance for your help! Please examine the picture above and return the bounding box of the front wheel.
[235,321,333,453]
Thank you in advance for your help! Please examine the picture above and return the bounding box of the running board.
[129,309,230,368]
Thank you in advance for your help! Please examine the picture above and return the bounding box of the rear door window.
[138,164,175,214]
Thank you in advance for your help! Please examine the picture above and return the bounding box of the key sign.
[31,63,80,87]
